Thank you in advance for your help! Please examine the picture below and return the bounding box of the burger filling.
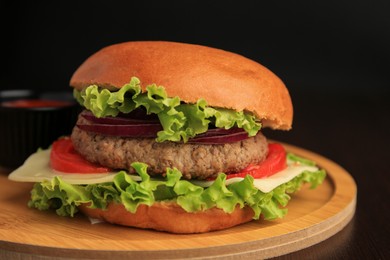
[73,77,262,143]
[71,115,268,179]
[70,77,268,180]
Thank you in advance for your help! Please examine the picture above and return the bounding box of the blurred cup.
[0,89,80,170]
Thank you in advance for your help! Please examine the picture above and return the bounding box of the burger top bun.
[70,41,293,130]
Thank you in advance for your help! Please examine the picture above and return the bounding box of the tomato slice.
[50,137,110,173]
[224,143,287,180]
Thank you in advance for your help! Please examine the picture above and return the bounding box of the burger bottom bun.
[79,201,254,234]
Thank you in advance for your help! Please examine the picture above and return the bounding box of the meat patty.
[71,118,268,180]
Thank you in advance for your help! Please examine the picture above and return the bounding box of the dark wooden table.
[264,89,390,259]
[0,89,388,259]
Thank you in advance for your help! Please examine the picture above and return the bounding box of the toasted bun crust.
[79,202,254,234]
[70,41,292,130]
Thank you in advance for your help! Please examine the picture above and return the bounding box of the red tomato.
[224,143,287,180]
[50,137,110,173]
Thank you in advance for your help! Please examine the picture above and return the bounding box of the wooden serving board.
[0,143,357,259]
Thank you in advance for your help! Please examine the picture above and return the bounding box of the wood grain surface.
[0,143,357,259]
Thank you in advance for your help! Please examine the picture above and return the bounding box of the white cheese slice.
[8,149,141,184]
[191,164,318,193]
[8,149,318,193]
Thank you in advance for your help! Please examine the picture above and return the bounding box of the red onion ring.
[78,110,250,143]
[77,123,162,137]
[81,110,159,125]
[188,130,249,144]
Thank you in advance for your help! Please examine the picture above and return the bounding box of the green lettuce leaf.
[287,152,316,166]
[28,160,326,220]
[28,177,92,217]
[73,77,261,142]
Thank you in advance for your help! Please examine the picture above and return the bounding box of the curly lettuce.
[73,77,261,142]
[29,155,326,221]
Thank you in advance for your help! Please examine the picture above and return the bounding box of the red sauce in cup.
[1,99,72,108]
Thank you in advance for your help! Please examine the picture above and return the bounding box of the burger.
[9,41,326,233]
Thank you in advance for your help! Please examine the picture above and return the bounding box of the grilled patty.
[71,116,268,180]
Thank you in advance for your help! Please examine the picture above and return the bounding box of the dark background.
[1,1,389,94]
[1,1,389,259]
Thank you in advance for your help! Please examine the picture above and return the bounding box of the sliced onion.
[79,110,250,143]
[81,110,159,125]
[77,123,162,137]
[118,108,158,120]
[188,130,249,144]
[193,127,245,138]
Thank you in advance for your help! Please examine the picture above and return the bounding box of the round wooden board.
[0,143,357,259]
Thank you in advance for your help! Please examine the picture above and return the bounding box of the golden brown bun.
[70,41,293,130]
[79,201,254,234]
